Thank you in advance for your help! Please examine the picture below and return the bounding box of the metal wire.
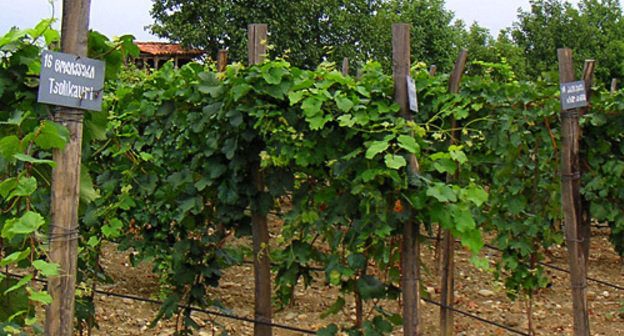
[564,237,585,243]
[561,171,582,181]
[422,297,532,336]
[46,224,79,243]
[424,235,624,292]
[482,242,624,292]
[0,271,317,335]
[560,110,579,119]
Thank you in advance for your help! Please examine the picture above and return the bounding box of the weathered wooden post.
[218,49,228,73]
[611,78,618,95]
[557,48,590,336]
[342,57,349,77]
[45,0,92,335]
[393,23,422,336]
[248,23,272,336]
[440,49,468,336]
[579,60,595,268]
[428,65,437,77]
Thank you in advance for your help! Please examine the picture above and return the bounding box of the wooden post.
[393,24,421,336]
[429,65,437,76]
[217,49,228,73]
[579,60,595,268]
[557,48,590,336]
[342,57,349,77]
[248,24,267,65]
[45,0,91,335]
[440,49,468,336]
[248,23,272,336]
[610,78,618,95]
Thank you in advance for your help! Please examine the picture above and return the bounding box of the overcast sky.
[1,0,583,41]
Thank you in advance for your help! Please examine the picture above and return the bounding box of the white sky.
[1,0,583,41]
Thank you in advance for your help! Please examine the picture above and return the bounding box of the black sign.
[560,80,588,110]
[37,51,106,111]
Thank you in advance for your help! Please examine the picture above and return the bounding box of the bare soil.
[89,221,624,336]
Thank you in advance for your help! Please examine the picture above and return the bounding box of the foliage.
[6,13,624,336]
[0,18,139,334]
[510,0,624,83]
[0,18,65,335]
[581,87,624,256]
[91,56,486,334]
[148,0,464,71]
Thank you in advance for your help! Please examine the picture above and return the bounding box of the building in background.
[134,42,204,69]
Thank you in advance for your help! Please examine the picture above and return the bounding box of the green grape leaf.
[0,136,21,160]
[2,212,44,240]
[32,260,59,277]
[27,290,53,305]
[464,185,488,206]
[7,177,37,199]
[35,122,67,150]
[384,154,406,169]
[365,140,390,160]
[0,248,31,267]
[426,183,457,203]
[335,96,354,112]
[301,96,322,117]
[397,135,420,154]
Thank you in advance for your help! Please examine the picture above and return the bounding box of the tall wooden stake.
[579,60,594,268]
[428,65,437,77]
[393,24,421,336]
[611,78,618,95]
[248,24,272,336]
[342,57,349,77]
[217,49,228,73]
[440,49,468,336]
[557,48,590,336]
[45,1,91,335]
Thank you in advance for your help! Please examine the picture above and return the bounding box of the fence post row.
[440,49,468,336]
[392,23,423,336]
[247,23,273,336]
[45,1,91,335]
[557,48,591,336]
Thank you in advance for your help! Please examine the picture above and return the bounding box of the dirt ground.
[90,221,624,336]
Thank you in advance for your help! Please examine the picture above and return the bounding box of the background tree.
[511,0,624,83]
[149,0,381,68]
[576,0,624,82]
[148,0,463,71]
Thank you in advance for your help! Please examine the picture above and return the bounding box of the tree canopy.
[511,0,624,82]
[148,0,463,71]
[149,0,624,84]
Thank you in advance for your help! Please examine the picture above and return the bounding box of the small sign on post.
[37,50,105,111]
[560,80,588,110]
[406,76,419,113]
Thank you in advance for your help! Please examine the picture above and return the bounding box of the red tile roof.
[135,42,204,56]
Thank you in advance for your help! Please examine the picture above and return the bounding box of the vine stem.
[543,116,560,176]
